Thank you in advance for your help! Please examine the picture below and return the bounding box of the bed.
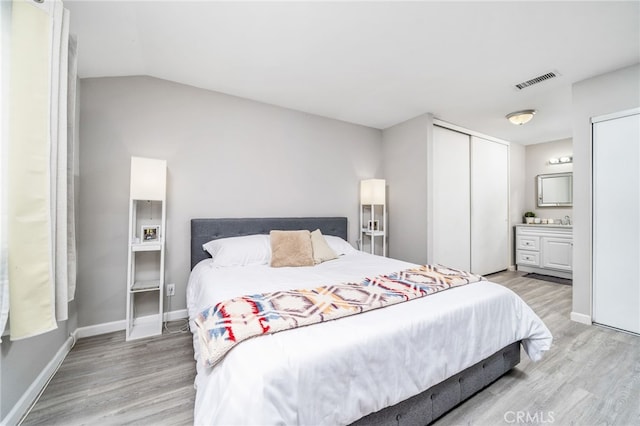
[187,217,552,425]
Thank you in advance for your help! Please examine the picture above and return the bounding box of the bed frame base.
[351,341,521,426]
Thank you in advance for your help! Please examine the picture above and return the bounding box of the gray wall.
[0,317,75,421]
[572,63,640,319]
[524,138,573,220]
[77,76,383,327]
[381,113,432,264]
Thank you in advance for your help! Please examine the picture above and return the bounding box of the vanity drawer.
[517,250,540,266]
[517,235,540,251]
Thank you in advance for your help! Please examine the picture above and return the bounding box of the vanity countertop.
[517,223,572,228]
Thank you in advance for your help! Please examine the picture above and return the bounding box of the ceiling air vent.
[515,71,558,90]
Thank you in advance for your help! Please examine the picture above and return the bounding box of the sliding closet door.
[470,137,509,275]
[593,110,640,334]
[432,126,471,271]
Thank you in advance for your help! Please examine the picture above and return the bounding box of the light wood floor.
[21,323,196,426]
[435,272,640,426]
[22,272,640,425]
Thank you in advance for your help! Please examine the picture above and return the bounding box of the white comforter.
[187,252,552,426]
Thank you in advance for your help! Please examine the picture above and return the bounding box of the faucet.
[564,216,571,225]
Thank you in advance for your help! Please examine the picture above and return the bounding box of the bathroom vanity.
[515,224,572,279]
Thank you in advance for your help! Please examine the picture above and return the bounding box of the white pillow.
[323,235,357,255]
[310,229,338,264]
[202,234,271,267]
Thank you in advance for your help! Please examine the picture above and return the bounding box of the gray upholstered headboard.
[191,217,348,269]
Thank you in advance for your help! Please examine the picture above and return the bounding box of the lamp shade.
[130,156,167,200]
[360,179,386,205]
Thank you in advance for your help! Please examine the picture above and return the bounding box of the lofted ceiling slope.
[65,1,640,145]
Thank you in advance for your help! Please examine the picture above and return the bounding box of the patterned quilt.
[195,264,485,367]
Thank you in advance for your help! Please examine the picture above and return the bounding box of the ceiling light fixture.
[506,109,536,125]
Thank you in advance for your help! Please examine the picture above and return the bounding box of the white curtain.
[1,0,76,341]
[0,0,10,341]
[53,5,71,321]
[66,33,78,304]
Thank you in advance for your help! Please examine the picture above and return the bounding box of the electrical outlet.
[166,283,175,297]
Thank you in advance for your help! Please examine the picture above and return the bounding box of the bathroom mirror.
[537,172,573,207]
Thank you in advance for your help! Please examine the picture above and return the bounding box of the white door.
[470,137,509,275]
[542,237,572,271]
[593,110,640,334]
[431,126,471,271]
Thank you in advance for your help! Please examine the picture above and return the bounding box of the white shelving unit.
[126,157,167,341]
[360,179,387,257]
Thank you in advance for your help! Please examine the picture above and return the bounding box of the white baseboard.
[570,312,592,325]
[74,318,125,339]
[2,335,74,426]
[74,309,189,339]
[507,265,516,272]
[165,308,188,322]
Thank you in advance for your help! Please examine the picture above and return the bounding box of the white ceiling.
[65,1,640,145]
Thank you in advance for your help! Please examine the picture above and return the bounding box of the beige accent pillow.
[310,229,338,264]
[270,230,314,267]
